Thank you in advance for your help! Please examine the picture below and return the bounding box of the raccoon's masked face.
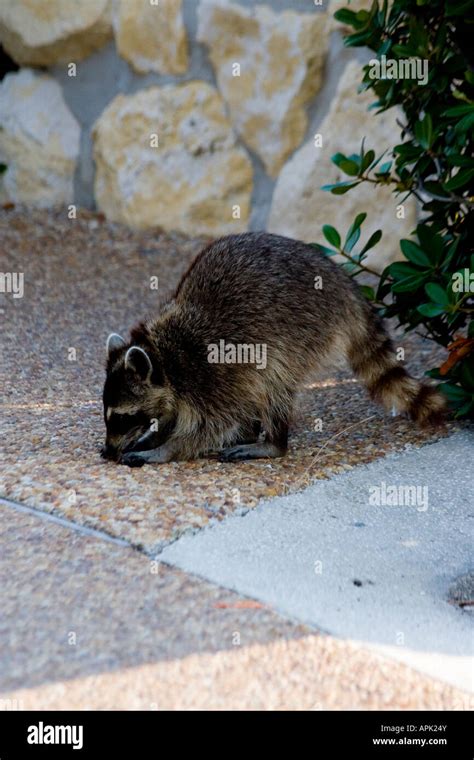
[102,333,164,462]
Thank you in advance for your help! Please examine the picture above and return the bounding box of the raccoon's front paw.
[121,452,147,468]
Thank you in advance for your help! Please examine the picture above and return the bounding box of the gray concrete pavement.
[161,431,474,692]
[3,498,469,710]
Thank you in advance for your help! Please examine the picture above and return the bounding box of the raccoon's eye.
[108,412,148,435]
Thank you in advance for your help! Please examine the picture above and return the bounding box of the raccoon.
[101,232,445,467]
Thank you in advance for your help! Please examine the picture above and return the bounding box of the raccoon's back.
[173,232,356,342]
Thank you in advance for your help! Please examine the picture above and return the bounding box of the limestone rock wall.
[0,0,112,66]
[0,68,80,206]
[92,81,252,234]
[267,61,416,271]
[113,0,188,75]
[0,0,411,265]
[197,0,331,177]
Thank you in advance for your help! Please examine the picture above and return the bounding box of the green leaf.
[355,10,370,23]
[417,303,445,317]
[444,237,461,268]
[344,213,367,252]
[376,265,393,299]
[345,228,361,253]
[440,383,470,401]
[389,262,420,278]
[331,152,350,168]
[416,225,444,264]
[331,152,361,176]
[456,398,474,418]
[349,212,367,232]
[394,143,422,158]
[421,181,449,199]
[445,0,474,16]
[360,285,376,301]
[342,260,361,275]
[316,245,338,257]
[333,8,359,25]
[347,153,362,165]
[400,239,431,268]
[446,154,474,168]
[340,159,361,176]
[322,225,341,248]
[455,111,474,134]
[359,138,366,168]
[360,229,382,255]
[392,275,426,293]
[361,149,376,173]
[344,29,374,46]
[376,160,392,174]
[414,113,434,149]
[442,104,474,117]
[321,181,360,195]
[425,282,450,305]
[442,168,474,192]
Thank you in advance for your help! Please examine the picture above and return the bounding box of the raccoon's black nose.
[101,445,117,461]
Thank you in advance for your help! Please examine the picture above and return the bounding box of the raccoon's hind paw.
[121,452,147,468]
[218,446,251,462]
[219,441,287,462]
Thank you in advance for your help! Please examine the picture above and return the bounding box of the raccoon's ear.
[106,333,126,357]
[125,346,153,382]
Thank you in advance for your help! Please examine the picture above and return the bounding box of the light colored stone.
[267,61,417,272]
[0,0,112,66]
[92,81,253,235]
[0,69,80,207]
[197,0,331,178]
[113,0,188,75]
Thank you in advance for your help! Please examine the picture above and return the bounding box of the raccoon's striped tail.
[347,311,446,427]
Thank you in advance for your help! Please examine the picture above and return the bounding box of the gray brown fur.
[102,232,445,466]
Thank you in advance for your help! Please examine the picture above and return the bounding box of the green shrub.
[317,0,474,417]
